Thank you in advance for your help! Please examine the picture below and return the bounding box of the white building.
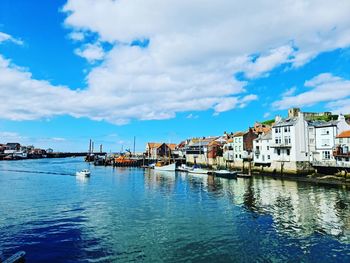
[308,114,350,164]
[223,139,234,162]
[270,112,310,172]
[253,131,273,165]
[233,132,245,162]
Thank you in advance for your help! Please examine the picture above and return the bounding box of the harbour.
[1,157,350,262]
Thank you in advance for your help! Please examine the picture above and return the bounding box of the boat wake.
[0,169,75,176]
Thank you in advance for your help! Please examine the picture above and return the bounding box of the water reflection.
[1,160,350,262]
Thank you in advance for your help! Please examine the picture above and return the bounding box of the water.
[1,158,350,262]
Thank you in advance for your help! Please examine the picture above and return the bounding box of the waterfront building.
[270,112,311,173]
[307,121,338,164]
[185,137,217,166]
[308,114,350,165]
[233,129,258,165]
[333,130,350,166]
[253,131,273,166]
[223,138,234,162]
[146,143,176,160]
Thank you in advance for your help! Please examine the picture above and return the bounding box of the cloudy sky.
[1,0,350,152]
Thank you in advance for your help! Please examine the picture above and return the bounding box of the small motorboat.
[176,164,190,172]
[214,170,237,179]
[76,169,91,177]
[187,165,209,175]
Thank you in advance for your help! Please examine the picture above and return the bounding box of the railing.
[270,143,292,148]
[312,160,350,168]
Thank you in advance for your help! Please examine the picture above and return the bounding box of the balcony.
[270,143,292,148]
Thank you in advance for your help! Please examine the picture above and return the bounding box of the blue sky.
[1,0,350,152]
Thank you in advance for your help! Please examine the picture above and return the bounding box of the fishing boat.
[214,170,237,179]
[154,161,176,171]
[76,169,91,177]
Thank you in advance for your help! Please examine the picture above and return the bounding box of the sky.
[1,0,350,152]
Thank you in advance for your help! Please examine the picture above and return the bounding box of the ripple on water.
[1,159,350,262]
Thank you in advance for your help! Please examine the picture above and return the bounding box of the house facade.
[270,112,311,173]
[333,130,350,166]
[146,143,176,160]
[253,131,273,165]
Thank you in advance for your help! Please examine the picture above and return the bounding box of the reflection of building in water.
[219,177,350,241]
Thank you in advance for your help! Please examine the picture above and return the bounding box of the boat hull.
[76,172,91,177]
[154,163,176,171]
[188,168,209,175]
[214,170,237,179]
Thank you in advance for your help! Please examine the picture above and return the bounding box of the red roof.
[337,130,350,138]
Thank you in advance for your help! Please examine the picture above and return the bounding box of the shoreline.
[251,172,350,188]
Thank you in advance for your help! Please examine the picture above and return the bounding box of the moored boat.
[214,170,237,179]
[154,161,176,171]
[187,166,209,175]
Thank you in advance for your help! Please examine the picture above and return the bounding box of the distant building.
[6,143,20,151]
[46,148,54,153]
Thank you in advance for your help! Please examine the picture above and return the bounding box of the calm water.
[1,158,350,262]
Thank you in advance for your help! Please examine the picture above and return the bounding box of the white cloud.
[0,32,23,45]
[282,87,297,97]
[186,113,199,119]
[2,1,350,125]
[242,46,295,78]
[75,43,105,62]
[263,112,271,118]
[69,31,85,41]
[272,73,350,110]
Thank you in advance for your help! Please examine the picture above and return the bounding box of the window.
[284,136,290,145]
[268,155,270,159]
[275,128,279,133]
[287,149,290,156]
[284,126,290,133]
[277,149,281,156]
[323,151,330,160]
[267,146,269,150]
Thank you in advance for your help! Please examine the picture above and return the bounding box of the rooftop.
[336,130,350,139]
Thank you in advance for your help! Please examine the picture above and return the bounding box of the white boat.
[187,167,209,175]
[177,164,190,172]
[154,162,176,171]
[76,169,91,177]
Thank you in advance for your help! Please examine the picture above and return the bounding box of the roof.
[147,142,177,150]
[147,143,162,149]
[233,131,246,137]
[337,130,350,138]
[308,120,338,127]
[255,131,272,141]
[167,143,177,150]
[273,117,297,127]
